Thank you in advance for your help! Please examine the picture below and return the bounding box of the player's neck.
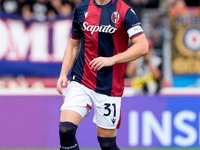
[95,0,111,5]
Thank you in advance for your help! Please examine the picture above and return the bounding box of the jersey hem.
[70,79,123,97]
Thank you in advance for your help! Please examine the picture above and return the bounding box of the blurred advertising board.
[169,7,200,87]
[0,95,200,148]
[0,77,57,89]
[0,14,72,77]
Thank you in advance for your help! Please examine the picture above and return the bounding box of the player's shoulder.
[116,0,132,18]
[76,0,91,11]
[117,0,131,11]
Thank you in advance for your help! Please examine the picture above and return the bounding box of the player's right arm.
[57,38,81,94]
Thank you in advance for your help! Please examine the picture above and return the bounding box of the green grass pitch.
[0,148,200,150]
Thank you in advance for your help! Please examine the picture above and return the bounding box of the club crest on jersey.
[111,11,120,23]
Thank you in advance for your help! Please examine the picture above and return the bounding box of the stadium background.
[1,0,200,149]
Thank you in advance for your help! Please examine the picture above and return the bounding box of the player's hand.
[89,57,115,71]
[56,76,68,95]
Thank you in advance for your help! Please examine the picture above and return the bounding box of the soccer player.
[56,0,148,149]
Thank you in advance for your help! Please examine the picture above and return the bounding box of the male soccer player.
[56,0,148,149]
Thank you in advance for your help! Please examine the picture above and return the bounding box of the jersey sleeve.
[71,7,82,39]
[124,8,144,40]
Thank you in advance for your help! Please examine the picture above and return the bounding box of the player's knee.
[59,121,77,140]
[59,122,79,150]
[98,136,120,150]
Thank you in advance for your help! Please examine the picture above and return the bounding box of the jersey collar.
[93,0,115,8]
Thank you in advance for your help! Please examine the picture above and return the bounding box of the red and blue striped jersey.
[70,0,144,96]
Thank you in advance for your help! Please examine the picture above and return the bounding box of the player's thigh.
[97,126,117,137]
[60,110,83,126]
[60,81,92,126]
[92,93,122,129]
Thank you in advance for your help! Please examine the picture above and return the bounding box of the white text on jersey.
[82,22,117,34]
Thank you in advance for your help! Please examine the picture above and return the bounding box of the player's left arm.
[90,8,148,71]
[90,34,148,71]
[112,33,148,63]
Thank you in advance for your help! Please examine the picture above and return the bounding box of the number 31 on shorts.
[103,103,116,117]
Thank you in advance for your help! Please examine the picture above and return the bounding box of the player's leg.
[97,127,120,150]
[91,92,122,150]
[59,81,92,150]
[60,110,83,125]
[59,110,82,150]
